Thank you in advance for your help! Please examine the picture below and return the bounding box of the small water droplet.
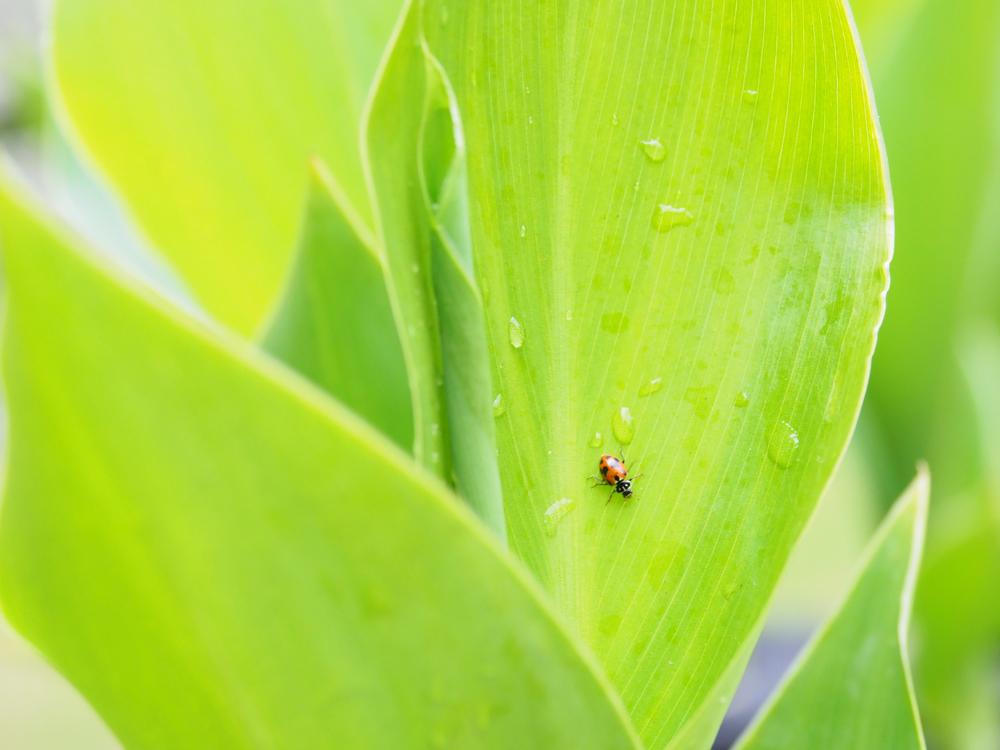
[565,309,574,321]
[767,421,800,469]
[430,421,441,436]
[612,406,635,445]
[589,431,603,448]
[652,203,694,233]
[684,385,717,419]
[439,5,449,26]
[639,138,666,162]
[543,498,576,537]
[611,113,620,126]
[508,316,525,349]
[639,377,663,397]
[411,263,419,274]
[734,391,750,408]
[743,88,759,103]
[492,393,505,417]
[524,84,531,95]
[519,223,527,238]
[527,115,534,125]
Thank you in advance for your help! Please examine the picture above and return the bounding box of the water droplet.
[519,223,527,238]
[492,393,505,417]
[565,309,574,321]
[713,268,735,295]
[600,311,630,333]
[734,391,750,408]
[508,316,525,349]
[611,113,620,126]
[767,421,800,469]
[612,406,635,445]
[430,421,441,436]
[543,498,576,537]
[527,114,534,125]
[589,431,603,448]
[639,377,663,397]
[743,88,759,103]
[410,263,420,274]
[639,138,667,162]
[652,203,694,233]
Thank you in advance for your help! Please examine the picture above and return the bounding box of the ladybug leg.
[606,487,616,504]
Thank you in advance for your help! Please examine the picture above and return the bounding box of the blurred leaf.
[51,0,403,332]
[416,1,892,746]
[0,182,641,749]
[735,469,929,749]
[854,0,1000,498]
[262,160,413,451]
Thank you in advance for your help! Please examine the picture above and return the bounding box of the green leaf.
[0,182,641,749]
[51,0,403,332]
[364,6,508,546]
[417,1,892,746]
[262,160,413,451]
[735,469,929,749]
[855,0,1000,498]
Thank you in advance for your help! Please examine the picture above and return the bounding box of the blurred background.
[0,0,997,747]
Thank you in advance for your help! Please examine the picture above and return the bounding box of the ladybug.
[597,453,635,502]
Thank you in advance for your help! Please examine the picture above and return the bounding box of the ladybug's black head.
[616,479,632,497]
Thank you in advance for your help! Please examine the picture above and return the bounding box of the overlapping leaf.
[52,0,403,331]
[0,182,640,750]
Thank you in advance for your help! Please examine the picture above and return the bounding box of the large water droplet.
[639,137,667,162]
[543,498,576,537]
[652,204,694,233]
[612,406,635,445]
[767,421,800,469]
[639,377,663,397]
[734,390,750,408]
[492,393,505,417]
[589,431,603,448]
[508,316,525,349]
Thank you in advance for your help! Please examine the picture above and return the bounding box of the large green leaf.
[262,160,413,451]
[51,0,402,332]
[735,469,928,749]
[0,182,640,749]
[415,1,891,746]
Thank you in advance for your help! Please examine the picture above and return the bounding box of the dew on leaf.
[652,203,694,233]
[589,431,603,448]
[639,137,667,162]
[767,421,800,469]
[612,406,635,445]
[742,88,759,103]
[639,377,664,397]
[600,311,630,333]
[734,390,750,408]
[519,223,527,238]
[713,268,735,295]
[508,316,525,349]
[492,393,505,417]
[543,498,576,537]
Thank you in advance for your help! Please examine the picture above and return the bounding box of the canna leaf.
[735,468,929,750]
[0,180,641,750]
[262,160,413,451]
[51,0,403,332]
[415,0,892,745]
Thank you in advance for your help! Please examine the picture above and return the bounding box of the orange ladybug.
[598,453,634,502]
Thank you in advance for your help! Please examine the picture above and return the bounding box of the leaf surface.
[262,161,413,450]
[735,469,929,749]
[51,0,403,331]
[417,1,892,745]
[0,182,640,750]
